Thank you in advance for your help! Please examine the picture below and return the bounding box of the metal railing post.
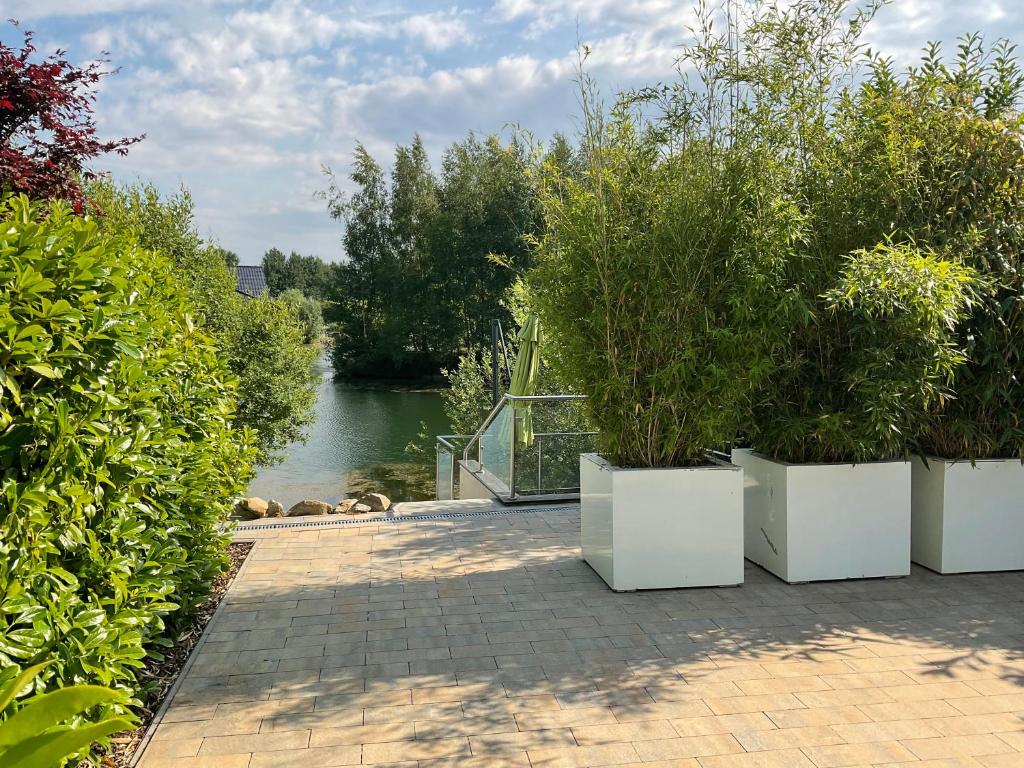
[509,409,517,501]
[537,434,543,492]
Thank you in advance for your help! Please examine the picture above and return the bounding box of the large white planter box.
[911,456,1024,573]
[580,453,744,591]
[732,449,910,583]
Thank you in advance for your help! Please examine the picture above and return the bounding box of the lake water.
[246,354,451,507]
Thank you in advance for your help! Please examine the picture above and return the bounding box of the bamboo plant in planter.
[528,54,786,591]
[735,242,974,583]
[900,45,1024,574]
[682,1,982,583]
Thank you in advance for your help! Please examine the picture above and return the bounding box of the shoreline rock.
[357,493,391,513]
[334,499,358,515]
[287,499,333,517]
[235,497,268,520]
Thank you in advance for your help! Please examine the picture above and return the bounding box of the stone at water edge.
[287,499,333,517]
[266,500,284,517]
[235,497,268,519]
[350,503,373,515]
[357,493,391,513]
[334,499,358,515]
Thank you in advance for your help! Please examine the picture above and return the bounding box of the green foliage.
[840,38,1024,460]
[764,243,975,463]
[324,132,541,379]
[0,663,134,767]
[440,348,496,438]
[219,294,320,462]
[262,248,331,299]
[532,0,1015,466]
[730,4,1021,462]
[279,289,326,345]
[438,279,584,436]
[530,75,778,467]
[88,180,319,464]
[0,197,253,732]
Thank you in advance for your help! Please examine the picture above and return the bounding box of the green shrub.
[529,82,778,467]
[279,289,326,345]
[218,293,319,463]
[0,197,254,715]
[0,662,133,767]
[87,181,318,464]
[760,243,975,463]
[836,43,1024,460]
[531,1,997,467]
[740,15,1019,462]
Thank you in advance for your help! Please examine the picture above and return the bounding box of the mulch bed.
[98,541,254,767]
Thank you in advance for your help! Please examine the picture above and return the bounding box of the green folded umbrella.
[507,314,540,448]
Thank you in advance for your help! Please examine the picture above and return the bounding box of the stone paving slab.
[136,503,1024,767]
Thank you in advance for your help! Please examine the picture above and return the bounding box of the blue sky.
[7,0,1023,264]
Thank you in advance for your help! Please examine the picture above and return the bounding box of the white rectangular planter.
[580,453,744,591]
[911,456,1024,573]
[732,449,911,583]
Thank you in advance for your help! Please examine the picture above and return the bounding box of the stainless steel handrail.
[462,393,587,464]
[504,394,587,402]
[462,395,512,465]
[453,392,594,502]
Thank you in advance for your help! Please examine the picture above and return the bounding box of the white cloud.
[14,0,161,20]
[30,0,1024,263]
[400,11,474,51]
[495,0,684,26]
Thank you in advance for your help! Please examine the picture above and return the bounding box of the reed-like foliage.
[531,0,1017,466]
[529,74,780,467]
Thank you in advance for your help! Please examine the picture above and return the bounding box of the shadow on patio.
[136,505,1024,767]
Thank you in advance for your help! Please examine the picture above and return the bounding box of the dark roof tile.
[235,265,268,297]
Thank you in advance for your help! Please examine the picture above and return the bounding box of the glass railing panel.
[478,402,513,490]
[512,430,597,496]
[506,396,595,498]
[436,441,454,500]
[455,394,593,502]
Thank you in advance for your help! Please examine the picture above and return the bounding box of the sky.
[5,0,1022,265]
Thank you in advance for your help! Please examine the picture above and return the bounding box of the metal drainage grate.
[234,504,579,531]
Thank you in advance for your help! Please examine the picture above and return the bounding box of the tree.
[263,247,288,294]
[280,288,326,344]
[323,132,541,379]
[88,180,319,464]
[432,134,539,349]
[0,23,142,211]
[326,143,402,375]
[214,247,239,269]
[261,248,331,299]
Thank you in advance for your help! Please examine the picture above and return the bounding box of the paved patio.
[137,502,1024,768]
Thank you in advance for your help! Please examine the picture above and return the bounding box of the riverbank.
[246,353,450,506]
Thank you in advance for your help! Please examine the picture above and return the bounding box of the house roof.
[235,265,268,298]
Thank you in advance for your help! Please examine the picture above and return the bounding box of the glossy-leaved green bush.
[0,197,255,721]
[0,662,133,767]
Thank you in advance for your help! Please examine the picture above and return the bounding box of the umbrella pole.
[491,319,500,408]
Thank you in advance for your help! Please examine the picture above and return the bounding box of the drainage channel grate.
[234,504,579,531]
